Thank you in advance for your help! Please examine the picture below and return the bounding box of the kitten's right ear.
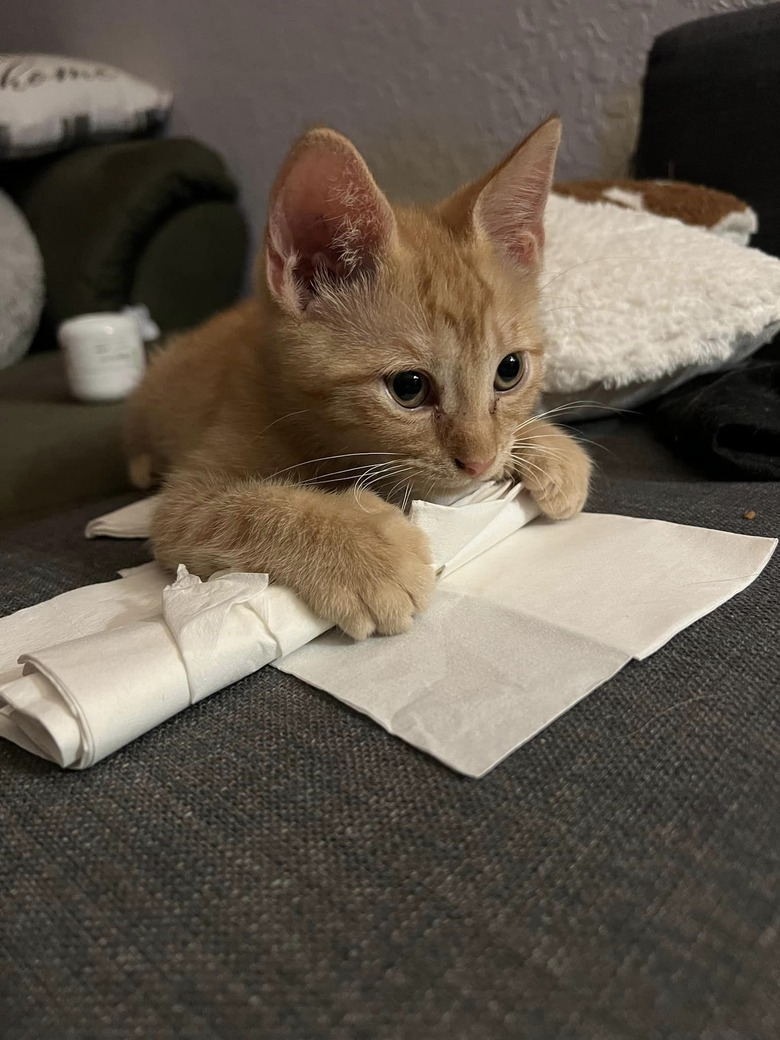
[264,128,396,315]
[438,117,561,270]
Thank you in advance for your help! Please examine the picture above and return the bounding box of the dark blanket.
[1,478,778,1039]
[651,359,780,481]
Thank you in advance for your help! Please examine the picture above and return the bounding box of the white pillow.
[541,194,780,420]
[0,188,44,368]
[0,53,172,159]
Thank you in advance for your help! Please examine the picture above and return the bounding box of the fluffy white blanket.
[542,194,780,417]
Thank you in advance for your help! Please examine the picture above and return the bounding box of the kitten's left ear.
[442,117,561,269]
[264,127,397,315]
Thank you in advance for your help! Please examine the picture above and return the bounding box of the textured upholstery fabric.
[1,476,778,1039]
[0,137,248,526]
[633,4,780,483]
[0,188,43,369]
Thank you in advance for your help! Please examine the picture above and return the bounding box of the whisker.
[567,435,616,458]
[401,483,412,513]
[538,303,653,320]
[421,475,438,503]
[362,464,419,498]
[267,451,406,482]
[510,443,557,459]
[513,447,569,467]
[355,461,415,498]
[253,408,309,441]
[299,465,383,486]
[513,447,569,466]
[300,459,408,488]
[300,473,374,489]
[385,476,413,503]
[509,454,561,490]
[514,412,628,461]
[513,435,569,453]
[510,448,602,479]
[512,401,638,435]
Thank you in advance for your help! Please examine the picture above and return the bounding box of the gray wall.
[0,0,770,246]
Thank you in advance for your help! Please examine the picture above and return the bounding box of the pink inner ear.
[267,138,394,310]
[502,228,541,268]
[475,121,560,269]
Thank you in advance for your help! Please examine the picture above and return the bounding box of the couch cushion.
[0,53,171,160]
[8,137,246,341]
[635,4,780,260]
[0,352,127,527]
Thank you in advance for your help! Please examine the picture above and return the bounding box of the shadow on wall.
[366,123,507,204]
[339,93,644,209]
[600,85,643,179]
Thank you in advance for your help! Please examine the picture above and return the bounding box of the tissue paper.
[0,486,775,775]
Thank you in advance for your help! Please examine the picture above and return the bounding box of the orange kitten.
[125,117,591,638]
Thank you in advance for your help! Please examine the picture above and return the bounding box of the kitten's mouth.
[373,459,505,505]
[459,474,493,489]
[426,469,499,498]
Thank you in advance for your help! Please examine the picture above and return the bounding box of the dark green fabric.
[9,137,247,338]
[131,201,248,334]
[0,479,778,1039]
[0,353,127,528]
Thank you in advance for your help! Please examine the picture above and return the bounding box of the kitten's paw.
[516,425,592,521]
[299,491,435,640]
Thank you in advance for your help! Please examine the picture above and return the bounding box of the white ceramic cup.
[58,312,146,403]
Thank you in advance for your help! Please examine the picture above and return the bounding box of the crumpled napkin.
[0,484,775,776]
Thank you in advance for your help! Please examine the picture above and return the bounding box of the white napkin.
[84,497,157,539]
[0,486,775,775]
[278,515,776,775]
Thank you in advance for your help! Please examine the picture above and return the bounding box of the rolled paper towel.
[0,483,539,769]
[2,568,331,768]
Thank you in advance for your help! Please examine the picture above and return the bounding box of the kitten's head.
[260,118,560,499]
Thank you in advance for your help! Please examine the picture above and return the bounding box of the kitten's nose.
[455,455,496,478]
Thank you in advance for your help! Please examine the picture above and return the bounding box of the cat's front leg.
[511,419,592,520]
[152,472,435,640]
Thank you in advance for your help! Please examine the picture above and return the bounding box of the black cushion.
[634,4,780,259]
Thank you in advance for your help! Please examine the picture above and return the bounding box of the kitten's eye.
[494,352,526,391]
[386,371,431,408]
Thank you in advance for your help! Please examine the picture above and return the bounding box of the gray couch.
[1,456,778,1039]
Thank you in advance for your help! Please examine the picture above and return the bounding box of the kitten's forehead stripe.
[500,321,545,355]
[414,251,494,347]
